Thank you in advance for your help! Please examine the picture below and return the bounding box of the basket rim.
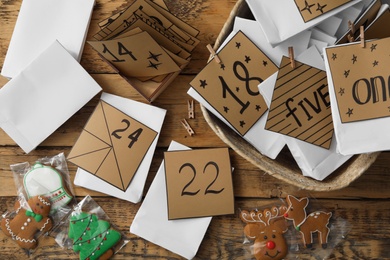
[200,0,381,191]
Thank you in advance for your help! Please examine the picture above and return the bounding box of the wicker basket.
[200,0,380,191]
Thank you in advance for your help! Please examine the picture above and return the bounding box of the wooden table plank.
[1,0,390,259]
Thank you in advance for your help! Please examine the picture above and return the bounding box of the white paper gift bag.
[73,92,166,203]
[1,0,95,79]
[0,40,102,153]
[130,141,212,260]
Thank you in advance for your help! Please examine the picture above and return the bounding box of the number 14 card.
[189,31,278,135]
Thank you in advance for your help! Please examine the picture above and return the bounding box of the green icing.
[68,212,121,260]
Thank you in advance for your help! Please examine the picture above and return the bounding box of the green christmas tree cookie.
[68,212,121,260]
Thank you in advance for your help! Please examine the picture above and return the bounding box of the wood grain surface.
[1,0,390,259]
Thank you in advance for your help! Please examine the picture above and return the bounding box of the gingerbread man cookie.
[1,195,53,249]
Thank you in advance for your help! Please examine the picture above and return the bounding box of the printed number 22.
[111,119,143,148]
[179,161,225,196]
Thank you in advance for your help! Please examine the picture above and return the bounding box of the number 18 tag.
[190,31,278,135]
[164,148,234,220]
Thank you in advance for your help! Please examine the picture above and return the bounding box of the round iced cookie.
[24,162,73,213]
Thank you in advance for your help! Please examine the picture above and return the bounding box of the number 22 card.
[164,148,234,220]
[68,99,158,191]
[189,31,278,136]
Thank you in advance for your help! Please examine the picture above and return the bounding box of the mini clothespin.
[181,119,195,136]
[187,100,195,119]
[206,44,222,64]
[288,46,296,69]
[347,20,355,42]
[360,26,365,48]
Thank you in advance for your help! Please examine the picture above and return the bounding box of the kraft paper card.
[190,31,278,136]
[325,37,390,123]
[1,0,95,79]
[98,0,168,28]
[88,32,180,79]
[265,56,333,149]
[362,4,390,40]
[94,0,199,44]
[0,40,102,154]
[68,100,157,191]
[164,148,234,220]
[73,92,166,202]
[324,38,390,154]
[246,0,362,45]
[294,0,353,22]
[260,46,352,180]
[130,141,212,260]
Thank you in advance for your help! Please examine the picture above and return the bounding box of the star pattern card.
[68,100,158,191]
[89,31,180,79]
[294,0,353,22]
[265,56,333,149]
[325,37,390,123]
[190,31,278,136]
[164,148,234,220]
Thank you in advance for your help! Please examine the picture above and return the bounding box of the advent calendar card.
[68,100,157,191]
[190,31,278,136]
[265,56,333,149]
[89,0,198,102]
[325,37,390,154]
[89,31,181,79]
[362,4,390,41]
[246,0,362,45]
[164,148,234,219]
[130,141,212,259]
[260,46,352,180]
[73,93,166,202]
[294,0,354,22]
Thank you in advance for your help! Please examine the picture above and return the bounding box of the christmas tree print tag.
[294,0,353,22]
[68,100,158,191]
[325,37,390,123]
[69,212,121,260]
[265,56,333,149]
[190,31,278,136]
[88,31,180,79]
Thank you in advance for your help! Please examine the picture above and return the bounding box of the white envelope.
[324,42,390,155]
[232,17,312,66]
[259,47,352,180]
[1,0,95,79]
[74,92,166,203]
[246,0,362,45]
[0,40,102,154]
[130,141,212,260]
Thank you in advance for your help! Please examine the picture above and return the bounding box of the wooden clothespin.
[206,44,222,64]
[187,100,195,119]
[347,34,354,43]
[288,46,296,69]
[348,20,355,35]
[360,26,365,48]
[181,119,195,136]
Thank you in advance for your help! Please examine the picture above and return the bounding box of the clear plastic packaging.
[1,153,76,253]
[54,195,128,259]
[239,195,351,259]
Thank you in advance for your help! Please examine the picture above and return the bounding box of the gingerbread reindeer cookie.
[1,195,53,249]
[240,206,289,260]
[284,195,332,249]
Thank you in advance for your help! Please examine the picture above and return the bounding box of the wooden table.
[1,0,390,259]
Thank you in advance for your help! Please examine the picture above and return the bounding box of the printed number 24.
[111,119,143,148]
[179,161,225,196]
